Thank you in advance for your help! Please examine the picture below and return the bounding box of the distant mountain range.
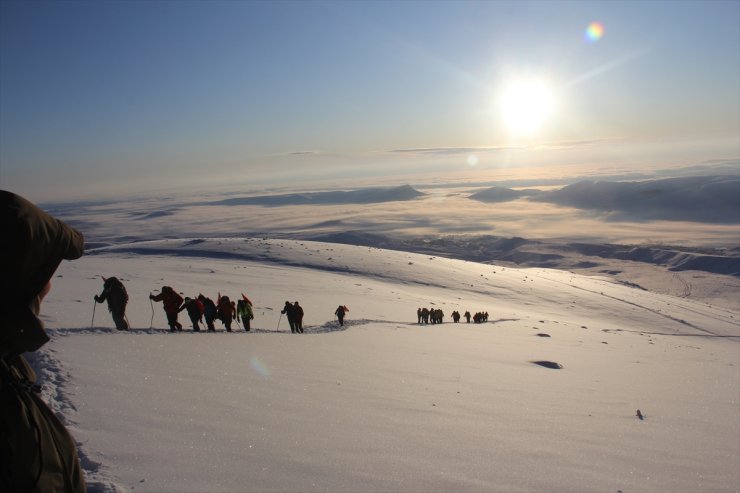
[470,175,740,223]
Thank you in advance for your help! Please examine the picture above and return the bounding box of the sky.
[1,0,739,202]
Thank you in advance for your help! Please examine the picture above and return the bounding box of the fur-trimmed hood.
[0,191,84,356]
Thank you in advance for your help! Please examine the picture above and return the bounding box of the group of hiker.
[93,278,255,333]
[418,308,489,324]
[417,307,445,324]
[93,278,490,333]
[280,301,305,333]
[148,288,254,332]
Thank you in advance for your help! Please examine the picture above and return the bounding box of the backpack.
[104,277,128,307]
[237,299,253,319]
[201,297,216,316]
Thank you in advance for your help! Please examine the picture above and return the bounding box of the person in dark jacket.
[178,297,204,331]
[0,190,87,493]
[281,301,296,333]
[293,301,304,333]
[334,305,346,326]
[94,276,129,330]
[150,286,183,331]
[198,294,217,331]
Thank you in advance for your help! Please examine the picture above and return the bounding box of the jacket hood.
[0,190,84,356]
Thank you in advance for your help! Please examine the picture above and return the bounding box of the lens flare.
[585,22,604,42]
[250,356,270,379]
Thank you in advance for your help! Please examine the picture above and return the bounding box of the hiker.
[335,305,347,326]
[294,301,304,333]
[281,301,296,333]
[421,307,429,324]
[94,276,129,330]
[1,190,87,492]
[417,307,422,324]
[150,286,183,331]
[452,310,460,323]
[199,294,217,331]
[216,294,235,331]
[236,295,254,332]
[179,296,205,331]
[464,310,471,323]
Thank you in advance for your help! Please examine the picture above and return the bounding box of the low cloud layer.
[42,171,740,250]
[200,185,424,207]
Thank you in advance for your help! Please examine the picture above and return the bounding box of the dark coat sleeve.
[1,355,86,493]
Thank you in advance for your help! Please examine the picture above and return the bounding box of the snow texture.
[32,237,739,492]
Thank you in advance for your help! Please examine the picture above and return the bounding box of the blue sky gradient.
[1,1,738,201]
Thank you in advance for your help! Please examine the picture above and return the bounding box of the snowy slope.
[35,239,739,492]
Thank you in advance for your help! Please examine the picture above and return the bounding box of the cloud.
[288,150,321,156]
[387,139,614,156]
[201,185,425,207]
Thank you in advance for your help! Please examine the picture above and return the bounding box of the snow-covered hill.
[36,239,739,492]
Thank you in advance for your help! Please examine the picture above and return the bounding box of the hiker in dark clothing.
[179,297,204,331]
[464,311,471,323]
[294,301,304,333]
[1,190,87,493]
[281,301,296,333]
[216,295,235,331]
[94,276,129,330]
[335,305,347,326]
[150,286,183,331]
[199,294,217,331]
[417,307,422,324]
[452,311,461,323]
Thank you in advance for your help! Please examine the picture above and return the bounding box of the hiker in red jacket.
[150,286,183,331]
[216,294,235,332]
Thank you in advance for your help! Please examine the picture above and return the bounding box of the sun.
[498,78,555,136]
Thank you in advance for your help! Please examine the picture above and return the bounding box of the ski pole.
[90,299,97,329]
[276,312,283,331]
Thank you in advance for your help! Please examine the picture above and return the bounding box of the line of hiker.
[418,308,489,324]
[93,277,489,333]
[146,287,256,332]
[417,307,444,324]
[92,277,257,333]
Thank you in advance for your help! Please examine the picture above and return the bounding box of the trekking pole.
[149,294,155,329]
[90,299,97,329]
[276,312,283,331]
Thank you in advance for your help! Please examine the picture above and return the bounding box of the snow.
[33,238,739,492]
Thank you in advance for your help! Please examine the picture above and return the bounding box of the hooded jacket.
[0,190,86,492]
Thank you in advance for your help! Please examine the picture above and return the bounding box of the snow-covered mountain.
[36,238,739,492]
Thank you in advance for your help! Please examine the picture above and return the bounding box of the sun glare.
[498,79,555,136]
